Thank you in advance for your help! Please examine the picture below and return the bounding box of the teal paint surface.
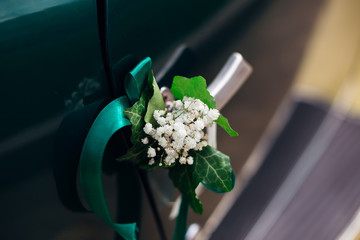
[0,0,106,141]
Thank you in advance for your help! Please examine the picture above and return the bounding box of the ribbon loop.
[79,96,138,240]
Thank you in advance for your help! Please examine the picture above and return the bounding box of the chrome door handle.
[208,52,252,110]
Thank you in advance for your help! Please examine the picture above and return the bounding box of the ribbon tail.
[172,195,189,240]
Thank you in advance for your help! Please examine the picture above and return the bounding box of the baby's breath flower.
[184,100,192,109]
[193,131,202,142]
[165,113,173,122]
[208,109,220,121]
[147,147,156,158]
[143,123,153,134]
[165,155,175,165]
[194,119,205,131]
[172,140,184,151]
[174,100,183,109]
[164,125,173,135]
[203,116,214,127]
[187,156,194,165]
[184,136,197,149]
[148,158,155,165]
[179,157,187,164]
[158,137,168,148]
[143,96,220,166]
[141,137,149,144]
[157,117,167,126]
[156,127,165,136]
[165,148,178,158]
[154,110,161,120]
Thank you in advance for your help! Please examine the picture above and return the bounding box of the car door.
[0,0,253,239]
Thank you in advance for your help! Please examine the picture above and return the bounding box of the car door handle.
[208,52,252,110]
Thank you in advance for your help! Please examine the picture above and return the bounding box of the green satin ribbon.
[125,57,151,105]
[79,96,136,240]
[79,58,152,240]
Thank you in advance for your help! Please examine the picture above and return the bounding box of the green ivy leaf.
[171,76,238,136]
[144,73,165,125]
[169,165,203,214]
[215,115,239,137]
[192,145,234,192]
[123,88,151,145]
[171,76,216,108]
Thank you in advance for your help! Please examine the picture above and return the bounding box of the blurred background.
[1,0,360,239]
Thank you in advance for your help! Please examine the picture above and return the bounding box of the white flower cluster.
[142,97,220,166]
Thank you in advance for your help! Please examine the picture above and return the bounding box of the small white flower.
[173,122,185,131]
[157,117,167,126]
[184,100,192,109]
[173,122,186,140]
[158,137,168,148]
[187,156,194,165]
[193,131,202,142]
[185,125,193,134]
[192,99,205,112]
[179,157,187,164]
[153,110,161,120]
[184,113,195,123]
[164,155,175,165]
[203,116,214,127]
[147,147,156,158]
[174,116,184,123]
[148,158,155,165]
[194,119,205,131]
[172,140,184,151]
[164,125,173,135]
[165,113,173,122]
[203,105,209,115]
[174,100,183,109]
[156,127,165,136]
[191,110,199,118]
[165,147,178,158]
[143,123,153,134]
[184,136,197,149]
[141,137,149,144]
[194,143,203,151]
[208,109,220,121]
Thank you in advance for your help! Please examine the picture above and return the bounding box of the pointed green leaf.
[123,88,151,144]
[215,115,239,137]
[171,76,216,108]
[144,73,165,124]
[169,165,203,214]
[192,146,233,192]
